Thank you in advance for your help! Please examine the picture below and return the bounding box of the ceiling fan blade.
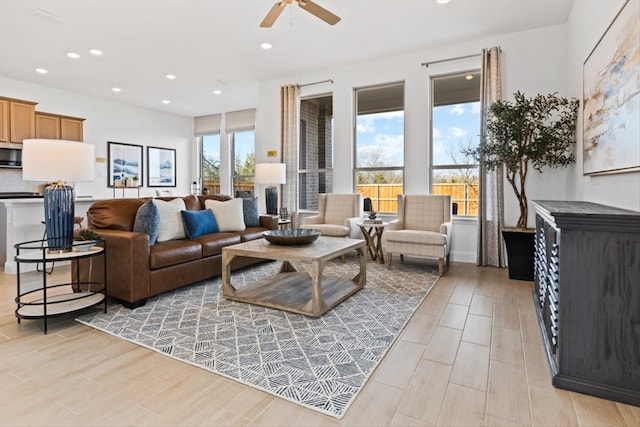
[260,2,287,28]
[297,0,341,25]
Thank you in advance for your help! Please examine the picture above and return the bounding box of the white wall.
[0,77,193,198]
[566,0,640,212]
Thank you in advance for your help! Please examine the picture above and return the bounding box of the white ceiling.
[0,0,575,117]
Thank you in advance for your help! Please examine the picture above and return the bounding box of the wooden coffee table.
[221,236,366,317]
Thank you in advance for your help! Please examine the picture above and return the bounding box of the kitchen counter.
[1,198,107,274]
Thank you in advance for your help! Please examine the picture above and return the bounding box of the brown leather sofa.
[77,194,278,308]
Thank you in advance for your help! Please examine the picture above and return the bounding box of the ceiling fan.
[260,0,341,28]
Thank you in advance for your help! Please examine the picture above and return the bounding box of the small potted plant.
[74,228,101,251]
[465,91,579,280]
[131,176,139,187]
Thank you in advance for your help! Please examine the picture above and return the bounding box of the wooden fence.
[202,180,478,215]
[357,183,478,215]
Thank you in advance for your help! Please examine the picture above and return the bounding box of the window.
[201,134,220,194]
[299,95,333,211]
[355,82,404,214]
[231,130,255,197]
[431,72,480,216]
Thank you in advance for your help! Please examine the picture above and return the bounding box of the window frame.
[298,93,334,213]
[353,82,405,214]
[429,69,481,217]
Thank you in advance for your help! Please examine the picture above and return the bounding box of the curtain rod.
[298,79,334,88]
[421,53,482,68]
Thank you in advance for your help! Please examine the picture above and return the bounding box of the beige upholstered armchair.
[300,193,363,239]
[383,194,452,275]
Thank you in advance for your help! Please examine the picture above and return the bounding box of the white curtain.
[477,47,506,267]
[281,84,299,226]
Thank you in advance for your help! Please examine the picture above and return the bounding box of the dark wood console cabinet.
[532,200,639,407]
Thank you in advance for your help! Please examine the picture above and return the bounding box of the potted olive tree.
[466,91,579,280]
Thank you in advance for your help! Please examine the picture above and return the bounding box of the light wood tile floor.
[1,262,638,426]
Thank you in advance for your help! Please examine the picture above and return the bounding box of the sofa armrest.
[440,221,453,249]
[346,216,363,239]
[259,215,279,230]
[387,219,402,230]
[303,215,323,225]
[93,229,151,304]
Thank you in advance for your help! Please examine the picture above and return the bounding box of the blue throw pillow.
[181,209,219,239]
[242,198,260,227]
[133,199,160,245]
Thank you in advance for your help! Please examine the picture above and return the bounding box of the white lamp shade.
[255,163,286,185]
[22,139,95,182]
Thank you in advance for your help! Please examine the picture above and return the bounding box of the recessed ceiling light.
[35,68,48,74]
[165,74,177,80]
[88,48,103,56]
[111,87,122,93]
[162,99,171,104]
[213,90,222,95]
[465,74,474,80]
[260,42,273,50]
[436,0,451,4]
[66,51,80,59]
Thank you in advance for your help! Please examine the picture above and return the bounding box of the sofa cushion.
[237,228,269,242]
[242,197,260,227]
[87,198,145,230]
[149,239,202,269]
[195,232,242,257]
[156,198,187,242]
[181,209,219,239]
[132,199,160,245]
[384,229,447,245]
[205,198,246,232]
[197,194,231,209]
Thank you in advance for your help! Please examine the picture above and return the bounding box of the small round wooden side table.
[357,222,389,263]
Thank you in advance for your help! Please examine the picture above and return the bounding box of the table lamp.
[22,139,95,253]
[255,163,286,215]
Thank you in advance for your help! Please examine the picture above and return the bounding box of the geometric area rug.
[76,256,439,419]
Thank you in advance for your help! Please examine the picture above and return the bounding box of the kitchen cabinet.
[0,96,36,143]
[0,99,9,142]
[532,200,640,407]
[35,112,84,141]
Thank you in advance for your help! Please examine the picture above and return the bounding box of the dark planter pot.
[502,228,535,281]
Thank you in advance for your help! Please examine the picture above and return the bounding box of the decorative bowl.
[73,240,99,251]
[263,229,321,245]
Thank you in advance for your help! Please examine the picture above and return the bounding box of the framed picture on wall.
[582,0,639,175]
[107,141,143,187]
[147,146,176,187]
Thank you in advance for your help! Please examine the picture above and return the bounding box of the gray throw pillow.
[242,198,260,227]
[133,199,160,245]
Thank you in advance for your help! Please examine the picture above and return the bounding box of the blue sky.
[356,101,480,167]
[432,101,481,166]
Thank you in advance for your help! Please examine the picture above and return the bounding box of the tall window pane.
[431,71,480,216]
[355,82,404,214]
[202,134,220,194]
[231,130,255,197]
[299,95,333,211]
